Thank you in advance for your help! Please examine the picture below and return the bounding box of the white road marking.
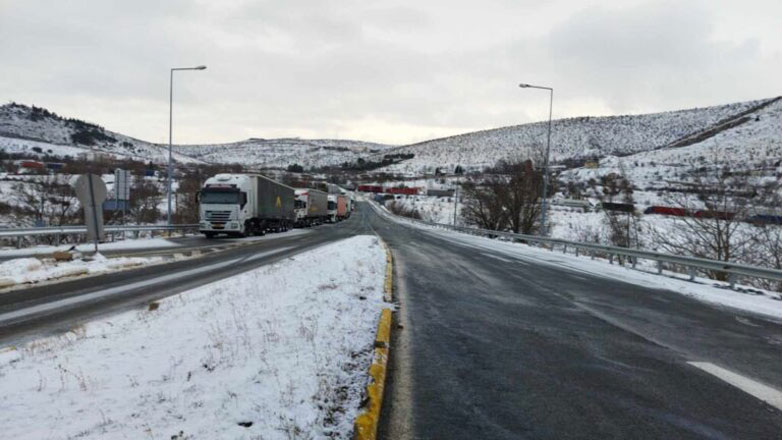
[481,252,513,263]
[242,246,293,262]
[687,361,782,411]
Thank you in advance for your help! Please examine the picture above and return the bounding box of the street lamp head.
[195,65,207,70]
[519,83,531,88]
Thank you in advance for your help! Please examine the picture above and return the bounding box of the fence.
[370,201,782,290]
[0,224,200,248]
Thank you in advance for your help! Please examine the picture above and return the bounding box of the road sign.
[103,199,130,211]
[72,174,107,250]
[114,169,131,200]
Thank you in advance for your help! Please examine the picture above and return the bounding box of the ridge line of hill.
[664,96,782,149]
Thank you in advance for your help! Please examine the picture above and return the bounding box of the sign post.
[114,168,131,223]
[72,174,108,252]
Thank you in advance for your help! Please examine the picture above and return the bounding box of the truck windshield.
[201,190,240,204]
[294,200,306,209]
[328,201,337,210]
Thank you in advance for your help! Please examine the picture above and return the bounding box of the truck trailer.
[337,194,348,220]
[294,188,328,227]
[199,173,295,238]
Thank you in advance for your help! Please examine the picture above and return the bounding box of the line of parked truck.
[198,173,354,238]
[598,202,782,225]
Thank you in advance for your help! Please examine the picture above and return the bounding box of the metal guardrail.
[370,201,782,289]
[0,224,200,247]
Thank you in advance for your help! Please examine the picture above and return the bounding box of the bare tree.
[386,200,421,220]
[601,170,640,248]
[174,173,203,224]
[747,181,782,290]
[12,176,79,227]
[461,177,507,230]
[499,159,544,234]
[655,168,752,280]
[129,180,162,224]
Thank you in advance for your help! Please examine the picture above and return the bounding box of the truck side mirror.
[241,193,247,208]
[195,191,201,203]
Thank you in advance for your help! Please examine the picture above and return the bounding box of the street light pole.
[519,83,553,236]
[168,65,206,226]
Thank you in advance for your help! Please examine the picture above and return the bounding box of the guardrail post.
[16,236,21,249]
[575,247,579,257]
[562,244,567,254]
[590,250,595,260]
[688,267,696,281]
[632,257,637,269]
[609,254,614,265]
[729,274,737,290]
[657,260,663,274]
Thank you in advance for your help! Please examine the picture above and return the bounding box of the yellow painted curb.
[383,245,393,303]
[354,311,392,440]
[354,239,394,440]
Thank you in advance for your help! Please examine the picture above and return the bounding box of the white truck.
[199,173,296,238]
[327,194,338,223]
[294,188,328,227]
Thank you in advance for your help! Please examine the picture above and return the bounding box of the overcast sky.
[1,0,779,145]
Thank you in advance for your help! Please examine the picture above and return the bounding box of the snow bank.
[0,253,161,285]
[0,235,388,439]
[0,237,180,258]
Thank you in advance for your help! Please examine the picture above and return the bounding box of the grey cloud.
[0,0,778,144]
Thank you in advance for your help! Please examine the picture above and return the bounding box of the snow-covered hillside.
[173,138,394,169]
[0,103,393,168]
[372,97,779,174]
[0,103,201,164]
[560,97,782,192]
[3,97,779,174]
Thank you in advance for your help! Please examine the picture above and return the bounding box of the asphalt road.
[3,202,781,438]
[0,217,368,347]
[363,203,782,439]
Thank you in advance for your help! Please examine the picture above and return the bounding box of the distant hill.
[2,97,779,177]
[0,103,394,168]
[0,103,202,164]
[560,97,782,192]
[172,138,394,169]
[369,97,780,174]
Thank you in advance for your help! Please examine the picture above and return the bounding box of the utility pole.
[453,184,459,226]
[168,65,206,226]
[519,83,554,235]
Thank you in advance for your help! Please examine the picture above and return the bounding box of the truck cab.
[327,194,338,223]
[294,189,310,226]
[199,174,250,238]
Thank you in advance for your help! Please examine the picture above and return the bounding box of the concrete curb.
[354,239,394,440]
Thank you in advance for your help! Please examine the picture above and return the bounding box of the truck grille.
[205,210,232,221]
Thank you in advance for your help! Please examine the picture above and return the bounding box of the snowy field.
[371,203,782,320]
[0,235,388,439]
[0,253,162,287]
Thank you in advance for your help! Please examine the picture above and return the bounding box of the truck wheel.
[204,232,216,239]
